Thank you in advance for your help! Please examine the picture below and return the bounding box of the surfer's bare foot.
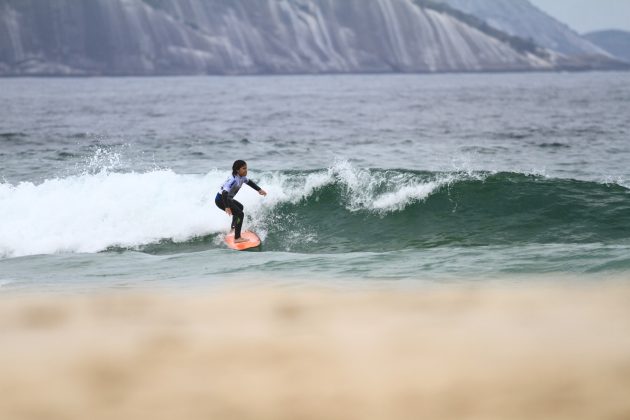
[234,237,250,243]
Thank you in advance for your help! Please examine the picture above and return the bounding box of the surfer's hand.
[259,189,267,196]
[226,208,232,216]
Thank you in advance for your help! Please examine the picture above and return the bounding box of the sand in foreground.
[1,284,630,420]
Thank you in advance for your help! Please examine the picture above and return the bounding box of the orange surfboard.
[224,230,261,251]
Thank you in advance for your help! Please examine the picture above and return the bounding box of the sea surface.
[1,72,630,292]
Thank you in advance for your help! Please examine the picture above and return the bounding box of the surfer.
[215,160,267,243]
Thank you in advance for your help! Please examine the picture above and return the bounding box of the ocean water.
[1,72,630,292]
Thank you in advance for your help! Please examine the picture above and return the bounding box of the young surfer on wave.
[215,160,267,243]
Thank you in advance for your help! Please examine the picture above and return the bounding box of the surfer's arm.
[247,180,267,196]
[221,191,232,215]
[220,178,237,209]
[246,179,261,191]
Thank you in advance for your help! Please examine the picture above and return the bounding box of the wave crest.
[1,163,629,257]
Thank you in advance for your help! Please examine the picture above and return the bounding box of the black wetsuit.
[215,174,261,239]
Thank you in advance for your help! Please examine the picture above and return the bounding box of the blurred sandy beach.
[1,282,630,420]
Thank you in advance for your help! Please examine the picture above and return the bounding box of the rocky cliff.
[0,0,604,76]
[440,0,608,57]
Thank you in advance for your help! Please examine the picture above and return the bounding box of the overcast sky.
[529,0,630,33]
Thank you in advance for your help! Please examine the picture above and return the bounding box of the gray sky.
[529,0,630,33]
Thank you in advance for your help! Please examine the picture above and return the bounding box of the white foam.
[371,182,440,211]
[0,170,237,258]
[255,170,332,208]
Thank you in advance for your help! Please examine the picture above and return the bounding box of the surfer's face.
[237,165,248,176]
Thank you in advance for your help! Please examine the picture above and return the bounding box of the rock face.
[0,0,614,76]
[440,0,609,57]
[584,30,630,63]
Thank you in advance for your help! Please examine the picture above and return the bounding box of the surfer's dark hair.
[232,160,247,175]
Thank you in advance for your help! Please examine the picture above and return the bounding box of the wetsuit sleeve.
[221,190,230,208]
[219,176,236,207]
[246,179,262,192]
